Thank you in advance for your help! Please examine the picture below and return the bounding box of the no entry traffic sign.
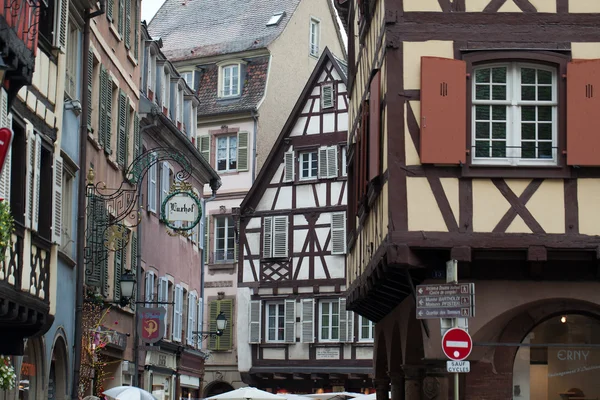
[442,328,472,361]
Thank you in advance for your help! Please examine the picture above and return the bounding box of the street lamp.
[193,311,228,341]
[119,270,136,307]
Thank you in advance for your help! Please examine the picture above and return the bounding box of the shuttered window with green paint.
[208,299,233,351]
[117,90,129,168]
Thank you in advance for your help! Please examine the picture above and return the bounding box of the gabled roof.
[148,0,302,61]
[240,47,348,212]
[196,56,269,117]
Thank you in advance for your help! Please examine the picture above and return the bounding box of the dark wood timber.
[556,0,568,13]
[406,102,420,158]
[483,0,507,12]
[513,0,537,12]
[458,179,473,233]
[451,246,472,262]
[564,179,579,234]
[492,179,544,234]
[452,0,465,12]
[427,176,459,232]
[438,0,451,12]
[493,179,543,233]
[528,246,547,262]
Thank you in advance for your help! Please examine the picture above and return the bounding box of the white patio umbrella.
[207,387,286,400]
[103,386,157,400]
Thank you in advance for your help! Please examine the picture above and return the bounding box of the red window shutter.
[369,70,381,181]
[420,57,467,164]
[567,59,600,166]
[361,101,369,197]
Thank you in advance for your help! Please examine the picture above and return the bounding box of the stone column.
[389,371,406,400]
[422,366,449,400]
[374,377,391,400]
[403,366,422,400]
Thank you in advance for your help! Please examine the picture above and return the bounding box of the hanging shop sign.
[160,181,202,233]
[139,307,166,344]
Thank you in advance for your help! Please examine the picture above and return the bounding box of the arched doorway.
[512,314,600,400]
[204,381,234,397]
[19,338,44,400]
[48,336,69,400]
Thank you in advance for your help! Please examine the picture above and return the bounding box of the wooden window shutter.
[331,212,346,255]
[318,147,328,178]
[31,134,42,232]
[196,297,204,348]
[217,299,233,350]
[262,216,273,258]
[0,101,11,201]
[130,231,137,271]
[113,244,123,302]
[369,70,381,180]
[301,298,314,343]
[133,113,140,158]
[55,0,68,51]
[321,83,334,109]
[567,59,600,166]
[24,124,35,228]
[284,299,296,343]
[51,155,63,244]
[106,0,113,21]
[203,215,209,262]
[339,298,347,342]
[87,49,94,131]
[208,300,218,349]
[117,90,128,167]
[118,0,125,35]
[98,67,107,146]
[187,293,195,345]
[420,56,466,164]
[249,300,261,344]
[346,310,354,342]
[272,215,288,258]
[198,135,210,162]
[124,0,131,49]
[237,131,249,171]
[283,151,294,182]
[133,4,139,59]
[101,240,109,296]
[327,146,338,178]
[105,74,113,155]
[359,103,368,198]
[85,195,105,287]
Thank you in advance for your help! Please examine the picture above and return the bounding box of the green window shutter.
[98,67,107,146]
[237,131,249,171]
[105,74,113,155]
[133,5,139,59]
[125,0,131,49]
[199,136,210,162]
[203,215,209,263]
[106,0,113,22]
[114,245,123,301]
[133,113,141,158]
[217,299,233,350]
[130,230,138,272]
[207,300,219,350]
[118,0,124,35]
[125,98,130,168]
[85,196,104,286]
[117,90,127,167]
[87,49,94,132]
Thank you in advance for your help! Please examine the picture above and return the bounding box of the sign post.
[447,260,460,400]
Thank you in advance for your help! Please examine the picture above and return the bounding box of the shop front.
[144,350,177,400]
[178,349,205,399]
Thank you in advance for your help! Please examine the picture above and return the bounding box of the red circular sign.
[442,328,472,361]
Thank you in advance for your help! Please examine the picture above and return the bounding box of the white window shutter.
[177,286,184,342]
[199,215,204,249]
[339,298,347,342]
[172,286,178,340]
[55,0,68,51]
[249,300,261,344]
[272,215,288,258]
[331,212,346,255]
[147,160,157,212]
[192,294,198,345]
[32,134,42,232]
[24,125,34,228]
[0,90,9,203]
[237,131,249,172]
[327,146,338,178]
[301,299,314,343]
[51,155,63,244]
[318,147,328,178]
[346,310,354,343]
[198,135,210,162]
[160,162,170,206]
[197,297,204,348]
[283,151,294,182]
[321,84,334,109]
[284,299,296,343]
[187,293,194,345]
[262,217,273,258]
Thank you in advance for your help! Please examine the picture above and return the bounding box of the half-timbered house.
[237,48,374,394]
[335,0,600,399]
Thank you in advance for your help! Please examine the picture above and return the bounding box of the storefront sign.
[138,307,166,344]
[316,347,340,360]
[161,189,202,231]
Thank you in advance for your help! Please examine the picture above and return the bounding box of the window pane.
[522,142,536,159]
[521,86,535,101]
[492,85,506,101]
[491,141,506,158]
[476,105,490,120]
[492,123,506,139]
[537,69,552,84]
[522,106,536,121]
[476,122,490,139]
[310,152,318,177]
[538,123,552,140]
[492,67,507,83]
[475,141,489,158]
[538,86,552,101]
[522,123,536,140]
[476,85,490,100]
[538,106,552,121]
[475,68,490,83]
[538,142,552,159]
[521,68,536,84]
[492,105,506,121]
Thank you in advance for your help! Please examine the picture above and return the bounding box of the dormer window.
[221,64,240,97]
[181,72,194,89]
[162,67,170,112]
[267,12,285,26]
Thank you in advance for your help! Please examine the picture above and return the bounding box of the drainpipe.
[200,187,217,306]
[250,109,258,183]
[72,2,105,400]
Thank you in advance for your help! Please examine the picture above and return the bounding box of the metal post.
[133,184,143,387]
[446,260,459,400]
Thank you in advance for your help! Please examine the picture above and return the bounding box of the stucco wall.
[257,0,345,173]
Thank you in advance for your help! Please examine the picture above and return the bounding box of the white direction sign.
[447,361,470,373]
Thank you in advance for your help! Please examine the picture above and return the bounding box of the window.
[117,91,129,168]
[207,299,233,351]
[172,284,184,342]
[216,135,237,172]
[321,83,334,109]
[267,12,285,26]
[181,72,194,89]
[186,292,198,346]
[162,69,170,110]
[341,146,347,177]
[177,87,184,124]
[262,215,288,259]
[221,65,240,97]
[98,66,113,154]
[214,216,235,262]
[266,302,285,342]
[300,151,318,180]
[60,164,75,258]
[160,162,171,207]
[309,18,320,57]
[39,0,68,51]
[147,155,157,212]
[65,22,79,99]
[319,300,339,341]
[472,63,557,166]
[359,316,374,341]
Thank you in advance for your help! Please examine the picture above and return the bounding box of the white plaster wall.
[257,0,345,173]
[237,287,252,372]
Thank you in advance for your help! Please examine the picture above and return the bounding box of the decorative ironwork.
[0,224,23,288]
[160,180,202,238]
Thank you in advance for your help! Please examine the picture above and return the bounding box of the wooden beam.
[451,246,472,262]
[293,373,310,380]
[387,243,423,267]
[528,245,547,261]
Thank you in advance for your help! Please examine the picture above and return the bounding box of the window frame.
[215,134,238,172]
[299,150,318,180]
[359,316,374,342]
[221,64,240,98]
[461,51,570,179]
[309,17,320,58]
[265,302,286,343]
[214,215,235,263]
[319,300,340,342]
[471,62,558,167]
[60,159,76,258]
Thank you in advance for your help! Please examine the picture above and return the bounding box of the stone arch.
[20,336,46,399]
[203,380,235,398]
[374,329,389,379]
[388,322,403,375]
[49,331,70,400]
[404,304,424,365]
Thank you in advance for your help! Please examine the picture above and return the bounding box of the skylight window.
[267,12,285,26]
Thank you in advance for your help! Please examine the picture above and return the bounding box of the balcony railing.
[0,222,50,303]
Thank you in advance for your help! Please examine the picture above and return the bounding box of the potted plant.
[0,355,16,390]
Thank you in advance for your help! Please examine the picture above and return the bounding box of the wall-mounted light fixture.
[65,99,83,115]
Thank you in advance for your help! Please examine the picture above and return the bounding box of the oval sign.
[160,190,202,231]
